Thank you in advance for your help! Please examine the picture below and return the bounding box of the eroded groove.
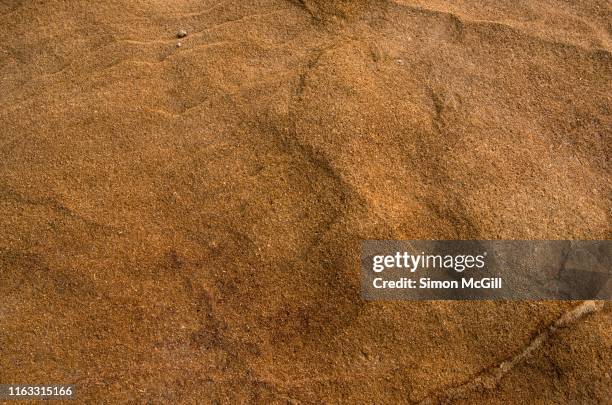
[390,0,611,55]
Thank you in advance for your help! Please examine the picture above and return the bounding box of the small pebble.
[177,30,188,38]
[177,42,182,48]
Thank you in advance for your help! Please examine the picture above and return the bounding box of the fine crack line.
[416,300,605,404]
[289,0,320,21]
[0,182,120,233]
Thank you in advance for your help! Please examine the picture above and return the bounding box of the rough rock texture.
[0,0,610,403]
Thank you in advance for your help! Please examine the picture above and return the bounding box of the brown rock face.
[0,0,610,403]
